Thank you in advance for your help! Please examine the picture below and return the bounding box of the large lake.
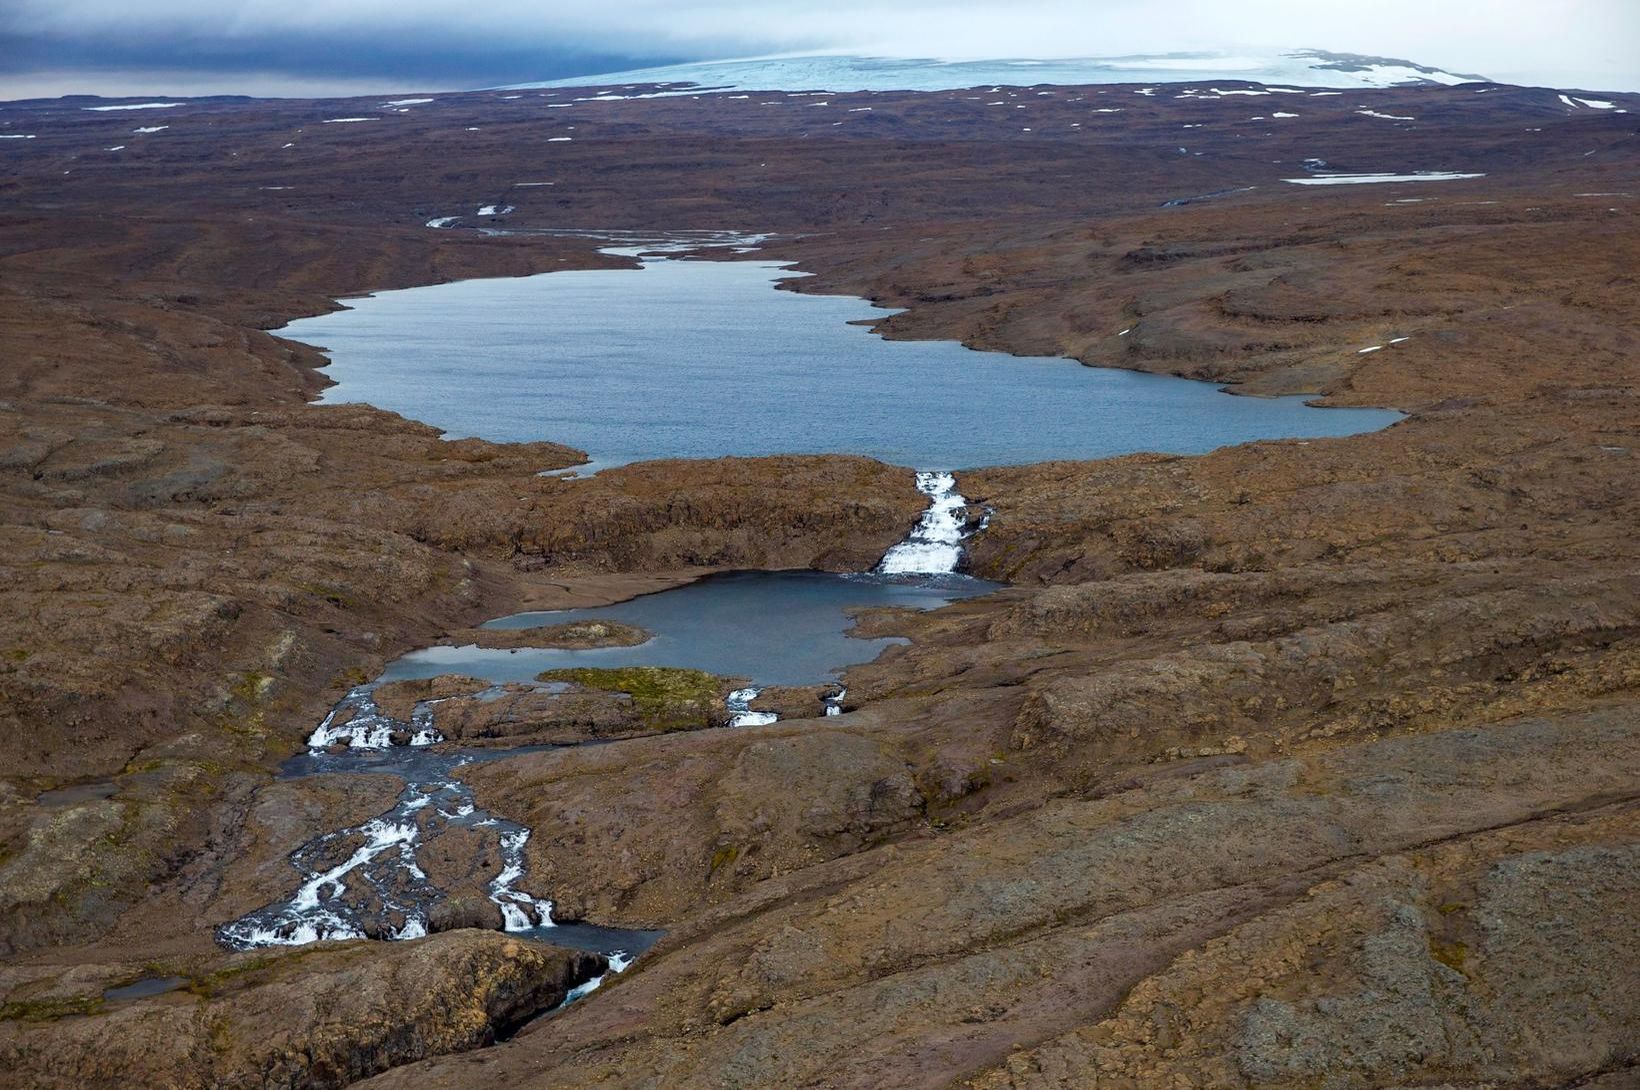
[281,256,1400,471]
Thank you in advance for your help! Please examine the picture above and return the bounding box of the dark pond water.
[280,256,1401,472]
[383,570,997,688]
[36,781,117,807]
[104,976,188,1002]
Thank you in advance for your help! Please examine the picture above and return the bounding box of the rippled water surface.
[282,256,1400,472]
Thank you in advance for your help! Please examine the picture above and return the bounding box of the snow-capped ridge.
[507,49,1488,96]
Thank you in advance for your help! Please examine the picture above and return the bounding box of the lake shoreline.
[280,241,1402,471]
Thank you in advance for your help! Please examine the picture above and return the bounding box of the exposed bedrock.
[462,720,933,927]
[0,931,602,1090]
[356,708,1638,1090]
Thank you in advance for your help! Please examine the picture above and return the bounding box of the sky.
[1,0,1635,99]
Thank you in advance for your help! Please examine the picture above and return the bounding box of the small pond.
[386,569,996,689]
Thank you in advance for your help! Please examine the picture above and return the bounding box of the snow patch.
[84,102,182,111]
[1283,171,1484,186]
[1561,95,1621,111]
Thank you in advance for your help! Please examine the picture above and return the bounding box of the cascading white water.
[490,828,556,931]
[877,471,972,575]
[725,684,849,725]
[307,685,442,749]
[221,686,562,949]
[553,950,636,1011]
[724,686,779,727]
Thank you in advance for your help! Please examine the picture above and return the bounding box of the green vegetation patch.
[1,995,105,1022]
[453,620,651,651]
[1429,937,1469,972]
[536,666,727,732]
[184,943,353,998]
[708,843,741,876]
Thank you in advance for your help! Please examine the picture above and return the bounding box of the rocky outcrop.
[371,676,493,721]
[972,821,1640,1089]
[0,932,602,1089]
[356,710,1639,1090]
[465,720,931,926]
[428,685,643,745]
[438,621,651,650]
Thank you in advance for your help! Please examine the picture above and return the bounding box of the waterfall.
[877,471,972,575]
[725,687,778,727]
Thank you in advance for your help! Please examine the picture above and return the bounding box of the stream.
[217,473,985,998]
[233,230,1400,1001]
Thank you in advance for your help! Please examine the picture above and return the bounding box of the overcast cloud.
[2,0,1634,99]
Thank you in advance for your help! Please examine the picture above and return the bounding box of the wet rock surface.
[371,676,495,722]
[738,683,842,720]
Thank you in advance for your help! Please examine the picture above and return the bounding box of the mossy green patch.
[329,666,371,689]
[230,671,272,703]
[536,666,727,732]
[184,944,342,998]
[708,843,741,876]
[292,581,357,610]
[1429,938,1468,972]
[1,995,105,1022]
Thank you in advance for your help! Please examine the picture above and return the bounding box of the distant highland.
[512,48,1490,93]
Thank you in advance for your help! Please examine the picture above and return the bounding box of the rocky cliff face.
[0,932,602,1089]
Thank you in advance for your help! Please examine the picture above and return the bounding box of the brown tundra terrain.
[0,74,1636,1088]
